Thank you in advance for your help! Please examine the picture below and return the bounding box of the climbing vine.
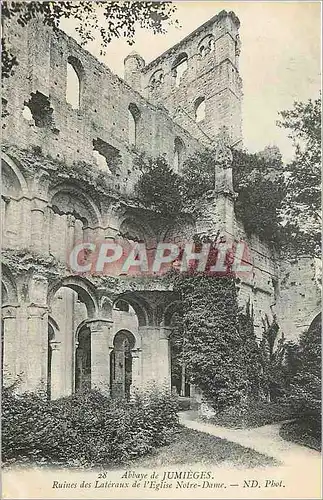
[172,272,262,411]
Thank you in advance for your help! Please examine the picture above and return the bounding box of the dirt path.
[179,411,321,466]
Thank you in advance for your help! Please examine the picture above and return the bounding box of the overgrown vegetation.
[172,273,263,412]
[288,314,321,441]
[135,155,183,216]
[208,400,294,429]
[2,387,179,466]
[136,147,286,245]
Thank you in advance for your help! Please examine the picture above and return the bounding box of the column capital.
[66,214,76,227]
[31,197,47,213]
[131,347,142,358]
[88,318,113,333]
[2,305,19,319]
[27,305,48,318]
[50,340,61,351]
[160,326,172,340]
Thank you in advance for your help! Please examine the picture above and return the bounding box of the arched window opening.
[128,103,140,146]
[110,330,136,399]
[198,35,215,59]
[149,69,164,90]
[194,97,205,123]
[174,137,185,172]
[66,56,83,110]
[172,53,188,87]
[199,45,206,58]
[75,326,91,392]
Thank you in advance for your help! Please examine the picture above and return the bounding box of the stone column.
[130,347,142,391]
[89,319,114,394]
[20,197,32,250]
[1,195,9,245]
[2,306,19,387]
[31,199,47,254]
[66,214,76,251]
[49,341,62,400]
[140,325,171,389]
[158,326,171,389]
[26,305,48,394]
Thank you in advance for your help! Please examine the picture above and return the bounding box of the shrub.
[2,386,179,466]
[289,314,321,434]
[135,155,183,217]
[279,419,321,451]
[208,399,295,429]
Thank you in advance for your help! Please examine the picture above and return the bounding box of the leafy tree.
[135,155,183,217]
[277,96,321,256]
[2,1,178,78]
[232,147,286,244]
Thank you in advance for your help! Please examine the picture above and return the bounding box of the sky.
[61,1,322,162]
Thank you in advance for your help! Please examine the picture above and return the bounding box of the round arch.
[1,153,29,198]
[48,276,98,319]
[113,293,152,327]
[308,311,321,332]
[1,266,18,304]
[49,182,102,227]
[119,216,156,248]
[113,329,136,349]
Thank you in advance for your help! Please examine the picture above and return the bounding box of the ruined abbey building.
[1,10,320,400]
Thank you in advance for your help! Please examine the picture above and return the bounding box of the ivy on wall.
[134,154,183,217]
[172,272,262,411]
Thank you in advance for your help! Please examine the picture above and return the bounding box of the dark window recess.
[93,138,120,173]
[2,98,9,118]
[24,91,54,128]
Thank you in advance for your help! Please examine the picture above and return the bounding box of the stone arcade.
[1,10,321,400]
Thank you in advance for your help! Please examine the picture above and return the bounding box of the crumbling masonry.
[1,10,321,400]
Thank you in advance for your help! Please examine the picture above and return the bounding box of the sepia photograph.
[1,0,322,498]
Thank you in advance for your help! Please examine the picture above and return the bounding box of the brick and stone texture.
[1,10,320,400]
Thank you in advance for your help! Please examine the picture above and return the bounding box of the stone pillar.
[20,197,32,250]
[130,347,142,391]
[158,326,171,389]
[89,320,114,394]
[26,305,48,394]
[140,326,171,389]
[1,195,9,245]
[31,199,47,254]
[49,340,62,400]
[66,214,76,251]
[2,306,19,386]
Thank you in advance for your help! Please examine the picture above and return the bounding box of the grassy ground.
[279,420,321,452]
[3,426,277,470]
[127,426,277,469]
